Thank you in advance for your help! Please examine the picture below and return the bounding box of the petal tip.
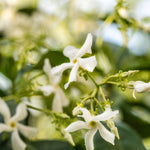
[64,83,69,89]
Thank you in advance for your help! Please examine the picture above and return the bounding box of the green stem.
[26,104,51,115]
[81,96,91,104]
[28,72,44,82]
[81,88,98,104]
[99,86,107,102]
[90,99,94,115]
[93,98,104,112]
[26,104,70,119]
[87,72,98,87]
[91,88,98,97]
[99,74,118,86]
[2,95,19,101]
[105,81,120,85]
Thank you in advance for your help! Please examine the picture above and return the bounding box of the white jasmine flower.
[40,59,69,112]
[51,33,97,89]
[0,98,37,150]
[65,107,119,150]
[128,81,150,99]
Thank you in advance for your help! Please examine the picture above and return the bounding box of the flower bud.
[107,119,119,139]
[72,105,82,116]
[128,81,150,99]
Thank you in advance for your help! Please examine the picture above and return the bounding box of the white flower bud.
[72,106,82,116]
[128,81,150,99]
[134,81,150,93]
[107,119,119,139]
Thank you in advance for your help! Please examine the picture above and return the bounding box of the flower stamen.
[10,122,16,128]
[89,120,97,127]
[73,59,77,64]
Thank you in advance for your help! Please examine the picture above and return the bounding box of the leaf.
[0,133,12,150]
[94,122,146,150]
[26,140,74,150]
[34,51,69,70]
[121,102,150,137]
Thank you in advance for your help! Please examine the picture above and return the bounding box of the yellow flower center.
[10,122,16,128]
[54,84,58,90]
[73,59,77,64]
[89,121,97,127]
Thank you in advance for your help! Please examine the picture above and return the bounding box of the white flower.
[128,81,150,99]
[40,59,69,112]
[0,98,37,150]
[51,33,97,89]
[65,107,119,150]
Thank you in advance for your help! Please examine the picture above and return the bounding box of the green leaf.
[94,122,146,150]
[122,102,150,137]
[26,140,74,150]
[34,51,69,70]
[0,133,12,150]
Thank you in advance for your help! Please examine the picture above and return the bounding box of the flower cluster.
[39,33,119,150]
[0,98,37,150]
[2,32,149,150]
[65,107,119,150]
[1,0,150,149]
[40,33,97,113]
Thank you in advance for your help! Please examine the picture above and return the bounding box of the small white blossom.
[65,107,119,150]
[0,98,37,150]
[128,81,150,99]
[51,33,97,89]
[40,59,69,112]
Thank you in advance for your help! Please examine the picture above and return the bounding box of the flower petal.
[43,58,51,75]
[64,132,75,146]
[0,123,12,133]
[18,123,38,138]
[58,87,69,106]
[134,81,150,93]
[0,98,10,123]
[94,108,119,121]
[63,46,79,61]
[133,89,136,99]
[11,103,27,122]
[52,87,69,112]
[78,108,92,122]
[85,128,97,150]
[64,63,79,89]
[43,59,61,84]
[65,121,89,132]
[51,63,73,76]
[39,85,55,96]
[78,56,97,72]
[52,91,63,112]
[76,33,92,58]
[11,130,26,150]
[98,122,115,145]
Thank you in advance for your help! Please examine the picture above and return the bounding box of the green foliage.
[26,140,74,150]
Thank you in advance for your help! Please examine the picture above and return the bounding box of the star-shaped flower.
[40,58,69,112]
[128,81,150,99]
[65,107,119,150]
[0,98,37,150]
[51,33,97,89]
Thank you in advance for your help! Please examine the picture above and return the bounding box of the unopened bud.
[107,120,120,139]
[72,106,82,116]
[128,81,150,99]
